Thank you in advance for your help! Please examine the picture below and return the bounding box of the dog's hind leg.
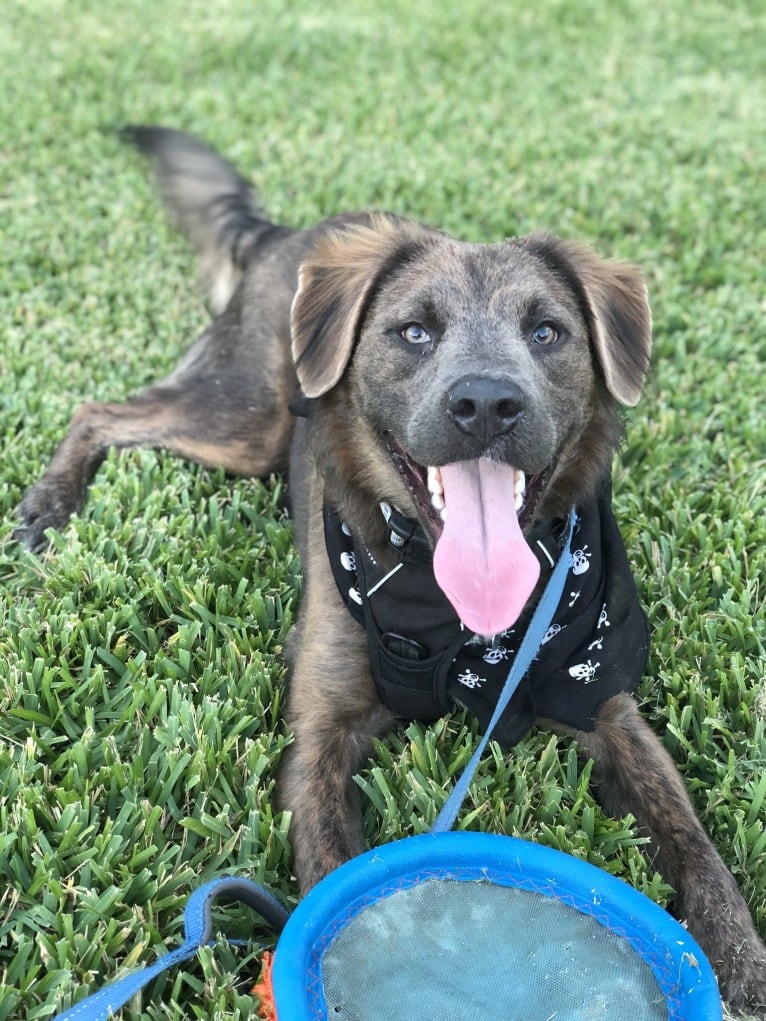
[573,693,766,1014]
[15,395,282,552]
[15,304,297,551]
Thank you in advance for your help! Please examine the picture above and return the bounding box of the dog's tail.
[122,126,286,315]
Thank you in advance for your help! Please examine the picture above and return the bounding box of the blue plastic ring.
[272,831,721,1020]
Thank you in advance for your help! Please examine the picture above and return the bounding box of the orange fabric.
[252,950,277,1020]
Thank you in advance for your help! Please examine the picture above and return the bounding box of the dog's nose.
[447,376,524,441]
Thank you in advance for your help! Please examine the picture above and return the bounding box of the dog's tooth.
[427,466,443,496]
[431,491,445,512]
[513,469,526,513]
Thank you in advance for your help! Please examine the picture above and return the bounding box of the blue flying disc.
[271,831,721,1021]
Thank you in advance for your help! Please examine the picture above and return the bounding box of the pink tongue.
[432,459,540,635]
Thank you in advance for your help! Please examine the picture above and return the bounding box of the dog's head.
[291,215,651,635]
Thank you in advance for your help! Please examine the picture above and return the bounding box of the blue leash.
[53,878,289,1021]
[52,509,576,1020]
[433,506,576,831]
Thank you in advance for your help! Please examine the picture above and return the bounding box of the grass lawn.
[1,0,764,1018]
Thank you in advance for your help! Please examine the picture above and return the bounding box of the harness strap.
[52,878,289,1021]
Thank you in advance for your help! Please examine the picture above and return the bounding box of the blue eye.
[401,323,431,345]
[532,322,559,346]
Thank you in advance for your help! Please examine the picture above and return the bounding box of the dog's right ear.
[291,216,431,398]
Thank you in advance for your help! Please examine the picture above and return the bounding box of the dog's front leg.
[574,692,766,1015]
[280,528,393,893]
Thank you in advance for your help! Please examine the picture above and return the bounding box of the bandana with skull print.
[324,477,649,748]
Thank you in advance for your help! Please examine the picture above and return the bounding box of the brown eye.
[401,323,431,345]
[532,322,559,346]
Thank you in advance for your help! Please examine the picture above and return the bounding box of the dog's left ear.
[291,215,432,398]
[527,236,653,407]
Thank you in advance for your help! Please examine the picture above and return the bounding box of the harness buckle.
[383,632,429,661]
[380,501,430,555]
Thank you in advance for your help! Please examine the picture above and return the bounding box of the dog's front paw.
[14,477,83,551]
[676,865,766,1018]
[717,943,766,1018]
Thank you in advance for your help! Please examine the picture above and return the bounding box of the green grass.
[1,0,765,1017]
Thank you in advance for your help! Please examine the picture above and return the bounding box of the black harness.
[324,482,649,748]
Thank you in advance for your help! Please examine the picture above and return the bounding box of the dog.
[15,128,766,1014]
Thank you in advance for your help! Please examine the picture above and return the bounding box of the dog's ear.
[291,216,432,398]
[527,235,652,407]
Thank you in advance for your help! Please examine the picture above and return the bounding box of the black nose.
[447,375,524,441]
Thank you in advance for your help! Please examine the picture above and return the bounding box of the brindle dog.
[15,128,765,1014]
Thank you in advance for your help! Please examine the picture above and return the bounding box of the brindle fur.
[15,128,765,1014]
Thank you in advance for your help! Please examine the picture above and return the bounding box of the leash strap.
[52,877,289,1021]
[432,507,577,833]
